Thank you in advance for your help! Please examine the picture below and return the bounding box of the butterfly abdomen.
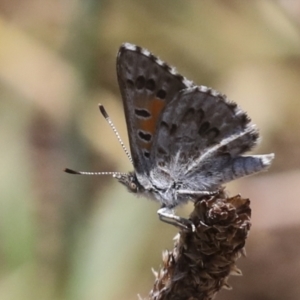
[222,154,274,183]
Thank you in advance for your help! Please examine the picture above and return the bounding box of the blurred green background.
[1,1,300,299]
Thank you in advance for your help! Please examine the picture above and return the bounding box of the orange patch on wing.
[137,98,165,150]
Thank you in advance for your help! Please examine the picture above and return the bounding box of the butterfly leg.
[177,189,219,198]
[157,206,196,232]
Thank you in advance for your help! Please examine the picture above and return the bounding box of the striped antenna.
[99,104,133,164]
[64,168,125,178]
[64,104,132,177]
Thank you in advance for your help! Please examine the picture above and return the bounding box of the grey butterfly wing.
[150,86,273,191]
[117,43,193,175]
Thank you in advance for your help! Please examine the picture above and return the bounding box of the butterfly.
[65,43,274,230]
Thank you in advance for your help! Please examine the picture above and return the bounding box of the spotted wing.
[150,86,272,191]
[117,43,193,174]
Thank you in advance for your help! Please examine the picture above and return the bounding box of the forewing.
[117,43,193,174]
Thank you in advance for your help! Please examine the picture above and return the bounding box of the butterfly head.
[114,172,144,194]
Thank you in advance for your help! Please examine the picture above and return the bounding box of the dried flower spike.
[149,192,251,300]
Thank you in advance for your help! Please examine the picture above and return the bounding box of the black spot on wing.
[135,108,151,118]
[145,79,155,91]
[160,121,169,129]
[198,121,210,135]
[170,124,177,136]
[156,89,166,99]
[136,76,145,89]
[138,130,152,142]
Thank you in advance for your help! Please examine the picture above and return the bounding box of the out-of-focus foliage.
[0,1,300,299]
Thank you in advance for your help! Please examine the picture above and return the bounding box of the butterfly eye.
[129,182,137,191]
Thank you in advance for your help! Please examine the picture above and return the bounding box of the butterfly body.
[116,43,274,212]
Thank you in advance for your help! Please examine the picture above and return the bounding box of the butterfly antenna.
[99,104,133,164]
[64,168,125,178]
